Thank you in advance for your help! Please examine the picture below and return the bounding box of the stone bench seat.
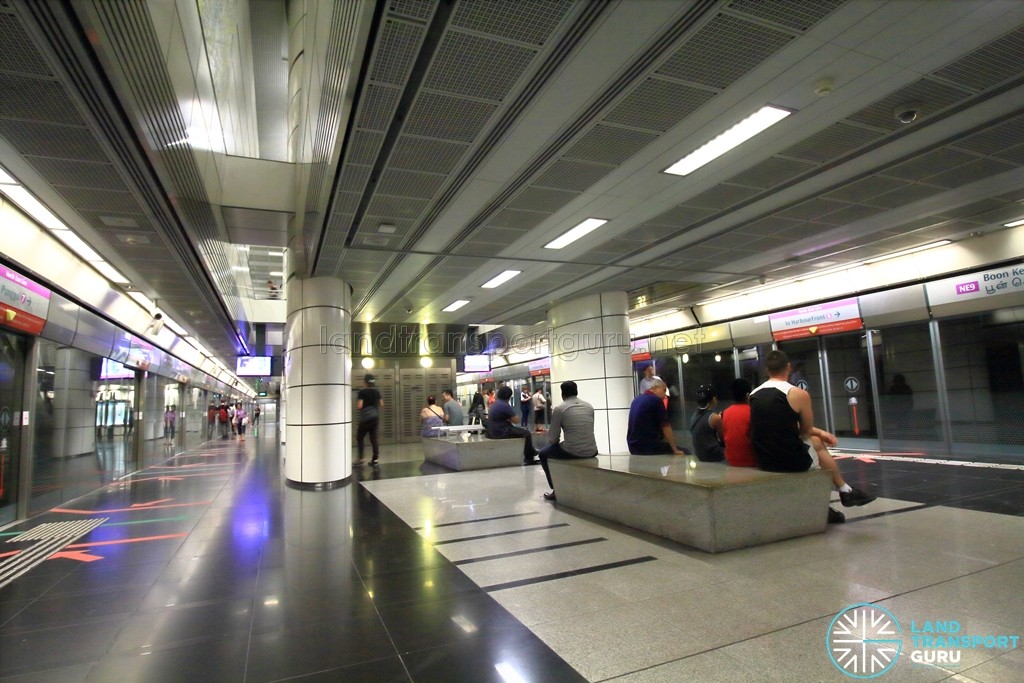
[422,434,525,471]
[548,455,832,553]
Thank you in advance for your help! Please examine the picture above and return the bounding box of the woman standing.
[469,391,486,425]
[234,402,248,442]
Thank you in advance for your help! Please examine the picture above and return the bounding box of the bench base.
[549,455,832,553]
[422,434,525,471]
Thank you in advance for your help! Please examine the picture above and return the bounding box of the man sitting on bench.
[486,386,539,465]
[750,350,876,524]
[627,378,686,455]
[539,381,598,502]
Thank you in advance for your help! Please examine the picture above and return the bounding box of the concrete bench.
[433,424,486,436]
[548,455,832,553]
[422,434,525,471]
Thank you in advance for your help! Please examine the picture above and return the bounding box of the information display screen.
[100,358,135,380]
[236,356,272,376]
[464,354,490,372]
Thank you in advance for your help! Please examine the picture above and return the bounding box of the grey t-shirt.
[549,396,598,457]
[443,398,464,426]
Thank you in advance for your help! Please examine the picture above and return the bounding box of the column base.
[285,476,351,490]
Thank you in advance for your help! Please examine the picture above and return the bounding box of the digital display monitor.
[236,356,272,376]
[100,358,135,380]
[464,354,490,372]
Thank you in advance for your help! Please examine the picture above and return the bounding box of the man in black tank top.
[750,351,876,523]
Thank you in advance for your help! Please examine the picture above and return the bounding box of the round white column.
[548,291,632,454]
[284,276,352,486]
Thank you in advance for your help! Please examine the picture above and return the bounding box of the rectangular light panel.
[544,217,608,250]
[442,299,470,312]
[481,270,521,288]
[664,105,791,177]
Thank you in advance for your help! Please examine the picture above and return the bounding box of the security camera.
[146,312,165,335]
[404,304,413,313]
[894,102,922,124]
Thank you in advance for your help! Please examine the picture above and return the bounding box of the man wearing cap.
[485,386,539,465]
[538,381,598,501]
[689,384,725,462]
[356,374,383,465]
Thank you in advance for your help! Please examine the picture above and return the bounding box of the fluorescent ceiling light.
[544,218,608,250]
[127,291,156,311]
[0,167,16,184]
[90,261,130,284]
[481,270,521,288]
[630,308,679,324]
[664,105,792,176]
[52,230,102,261]
[162,317,187,335]
[863,241,951,264]
[1,185,68,232]
[442,300,470,312]
[1004,218,1024,228]
[268,251,285,256]
[269,271,283,276]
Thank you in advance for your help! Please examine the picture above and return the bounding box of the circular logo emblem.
[796,380,809,391]
[827,603,902,678]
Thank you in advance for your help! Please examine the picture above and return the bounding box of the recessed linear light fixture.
[442,300,470,312]
[544,218,608,250]
[1005,218,1024,228]
[269,271,283,276]
[663,105,792,177]
[481,270,521,288]
[862,240,951,264]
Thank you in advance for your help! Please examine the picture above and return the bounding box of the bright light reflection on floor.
[495,662,529,683]
[451,614,478,633]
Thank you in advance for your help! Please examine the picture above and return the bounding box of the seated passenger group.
[682,350,876,522]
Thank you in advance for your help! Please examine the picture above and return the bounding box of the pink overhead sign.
[0,267,51,335]
[769,297,863,341]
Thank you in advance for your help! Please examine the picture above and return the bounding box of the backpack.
[219,407,229,422]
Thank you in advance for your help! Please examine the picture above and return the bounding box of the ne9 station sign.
[769,297,863,341]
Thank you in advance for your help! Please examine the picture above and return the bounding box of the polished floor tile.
[1,435,1022,682]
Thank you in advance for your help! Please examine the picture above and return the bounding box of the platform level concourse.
[0,430,1021,682]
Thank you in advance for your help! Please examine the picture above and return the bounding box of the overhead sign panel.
[0,267,51,335]
[925,264,1024,306]
[769,297,863,341]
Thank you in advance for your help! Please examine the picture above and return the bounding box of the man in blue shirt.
[486,386,539,465]
[627,378,686,455]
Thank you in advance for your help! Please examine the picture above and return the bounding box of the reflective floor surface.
[1,429,1022,682]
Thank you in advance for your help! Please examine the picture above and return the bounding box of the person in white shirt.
[531,387,547,432]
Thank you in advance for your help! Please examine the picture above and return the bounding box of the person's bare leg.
[811,435,845,488]
[811,436,876,507]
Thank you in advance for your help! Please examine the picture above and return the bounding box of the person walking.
[234,403,248,442]
[356,375,383,465]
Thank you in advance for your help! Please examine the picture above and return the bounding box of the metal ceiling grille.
[932,27,1024,93]
[0,13,52,74]
[532,159,614,192]
[866,183,946,209]
[357,84,403,132]
[647,205,717,229]
[778,122,884,163]
[727,0,847,32]
[451,0,573,46]
[337,165,372,194]
[371,19,425,86]
[507,186,579,213]
[388,136,469,173]
[949,114,1024,155]
[348,131,385,165]
[846,78,973,131]
[654,13,795,89]
[684,183,762,210]
[487,208,550,231]
[26,158,128,192]
[726,156,818,188]
[376,169,446,199]
[881,148,980,182]
[403,91,498,142]
[562,124,660,165]
[424,31,536,101]
[602,77,718,133]
[388,0,434,22]
[822,176,908,203]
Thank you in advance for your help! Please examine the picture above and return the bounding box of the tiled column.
[548,292,632,454]
[284,277,351,486]
[53,347,96,457]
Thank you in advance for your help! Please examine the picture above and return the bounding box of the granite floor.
[1,429,1022,682]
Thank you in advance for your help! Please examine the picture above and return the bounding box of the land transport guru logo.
[827,603,1020,678]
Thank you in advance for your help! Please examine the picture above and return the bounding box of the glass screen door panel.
[822,332,878,448]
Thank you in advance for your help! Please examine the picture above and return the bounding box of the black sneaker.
[828,507,846,524]
[524,458,538,466]
[543,491,557,501]
[370,458,379,467]
[840,487,877,507]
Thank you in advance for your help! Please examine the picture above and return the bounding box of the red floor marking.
[130,498,174,508]
[53,501,210,514]
[0,550,17,559]
[49,550,103,562]
[65,533,187,549]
